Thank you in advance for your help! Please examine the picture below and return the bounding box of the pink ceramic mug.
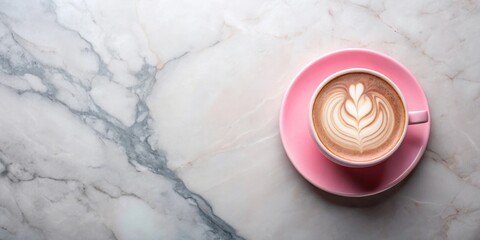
[309,68,428,168]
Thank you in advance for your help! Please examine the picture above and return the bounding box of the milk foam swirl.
[321,83,395,152]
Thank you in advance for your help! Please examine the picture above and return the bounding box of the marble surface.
[0,0,479,239]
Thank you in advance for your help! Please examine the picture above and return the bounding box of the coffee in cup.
[309,68,428,167]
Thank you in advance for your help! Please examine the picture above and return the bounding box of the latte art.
[312,72,406,163]
[322,82,395,152]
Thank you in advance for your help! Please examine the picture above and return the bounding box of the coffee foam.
[312,72,406,162]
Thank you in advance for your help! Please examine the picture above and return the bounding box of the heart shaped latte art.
[321,83,395,152]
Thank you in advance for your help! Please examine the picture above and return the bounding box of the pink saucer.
[279,48,431,197]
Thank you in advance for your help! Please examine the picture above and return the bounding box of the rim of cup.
[309,68,409,168]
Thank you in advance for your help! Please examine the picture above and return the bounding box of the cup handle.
[408,110,429,124]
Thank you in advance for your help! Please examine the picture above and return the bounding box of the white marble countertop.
[0,0,479,239]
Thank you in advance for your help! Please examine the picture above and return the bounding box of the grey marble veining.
[0,0,480,239]
[0,1,242,239]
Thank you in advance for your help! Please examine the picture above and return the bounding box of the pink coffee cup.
[309,68,428,168]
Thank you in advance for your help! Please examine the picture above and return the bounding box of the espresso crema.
[312,72,406,163]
